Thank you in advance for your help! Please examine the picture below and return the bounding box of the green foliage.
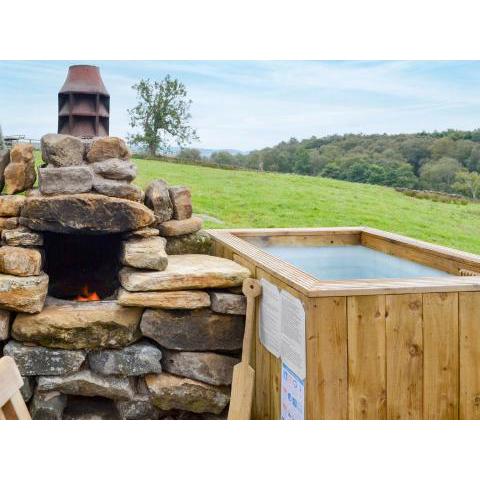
[0,124,4,150]
[128,76,198,156]
[181,128,480,194]
[178,148,202,162]
[453,171,480,199]
[131,156,480,254]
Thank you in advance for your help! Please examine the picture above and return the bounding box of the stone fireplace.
[0,134,250,420]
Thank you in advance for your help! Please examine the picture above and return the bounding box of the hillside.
[132,158,480,255]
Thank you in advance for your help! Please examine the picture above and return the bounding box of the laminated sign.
[258,278,306,419]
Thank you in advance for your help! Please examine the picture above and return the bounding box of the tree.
[453,171,480,199]
[178,148,202,162]
[419,157,463,191]
[128,76,198,156]
[0,124,4,150]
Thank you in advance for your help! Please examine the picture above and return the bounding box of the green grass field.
[131,158,480,254]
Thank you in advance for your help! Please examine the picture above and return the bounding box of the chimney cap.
[59,65,109,96]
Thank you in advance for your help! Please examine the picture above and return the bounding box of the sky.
[1,60,480,151]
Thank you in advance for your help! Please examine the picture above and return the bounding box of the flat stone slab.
[92,175,144,202]
[92,158,137,181]
[37,369,135,400]
[117,288,211,309]
[145,372,230,414]
[2,227,43,247]
[165,230,212,255]
[88,341,162,376]
[120,237,168,271]
[116,398,160,420]
[162,350,237,386]
[158,217,203,237]
[0,273,48,313]
[210,292,247,315]
[38,166,93,195]
[41,134,85,167]
[169,186,192,220]
[12,301,142,349]
[86,137,131,162]
[20,193,155,234]
[141,308,244,351]
[3,340,86,376]
[0,246,42,276]
[0,195,25,217]
[122,227,160,239]
[145,180,173,223]
[119,254,250,292]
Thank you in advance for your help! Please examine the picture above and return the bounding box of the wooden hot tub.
[209,227,480,420]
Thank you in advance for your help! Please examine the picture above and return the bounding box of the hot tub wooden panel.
[209,227,480,420]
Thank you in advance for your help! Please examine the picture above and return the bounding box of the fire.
[75,285,100,302]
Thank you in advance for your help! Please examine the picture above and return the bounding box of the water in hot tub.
[259,245,452,280]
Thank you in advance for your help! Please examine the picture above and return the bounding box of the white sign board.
[259,278,281,358]
[281,363,305,420]
[280,290,306,379]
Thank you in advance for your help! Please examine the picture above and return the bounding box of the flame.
[75,285,100,302]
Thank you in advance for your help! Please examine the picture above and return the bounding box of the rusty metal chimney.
[58,65,110,138]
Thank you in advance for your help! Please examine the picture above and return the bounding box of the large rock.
[116,398,160,420]
[0,195,25,217]
[0,150,10,192]
[41,134,85,167]
[169,186,192,220]
[162,350,237,386]
[117,288,211,309]
[145,373,230,414]
[12,301,142,349]
[38,166,93,195]
[158,217,203,237]
[92,158,137,181]
[20,193,155,234]
[30,390,67,420]
[92,175,144,202]
[0,309,11,340]
[0,246,42,276]
[0,217,19,230]
[86,137,130,162]
[165,230,213,255]
[144,180,173,223]
[20,375,35,402]
[3,340,86,376]
[88,341,162,376]
[4,144,36,195]
[210,292,247,315]
[0,273,48,313]
[37,370,135,400]
[10,143,34,164]
[140,308,244,351]
[119,254,250,292]
[2,227,43,247]
[120,236,168,271]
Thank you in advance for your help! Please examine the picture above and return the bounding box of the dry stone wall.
[0,136,250,420]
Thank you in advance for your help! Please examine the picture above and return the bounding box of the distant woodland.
[178,130,480,198]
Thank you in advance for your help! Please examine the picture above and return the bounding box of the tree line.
[179,130,480,199]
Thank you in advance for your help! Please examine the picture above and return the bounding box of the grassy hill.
[132,158,480,255]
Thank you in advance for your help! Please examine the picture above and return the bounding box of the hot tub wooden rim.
[208,226,480,297]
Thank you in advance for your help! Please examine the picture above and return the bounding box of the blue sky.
[1,60,480,151]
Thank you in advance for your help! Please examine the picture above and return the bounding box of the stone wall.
[0,135,250,420]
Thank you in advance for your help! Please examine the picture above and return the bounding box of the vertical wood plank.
[386,294,423,419]
[423,292,459,419]
[270,355,281,419]
[459,292,480,419]
[306,296,348,419]
[348,295,387,419]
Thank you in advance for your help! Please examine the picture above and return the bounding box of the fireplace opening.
[43,232,122,301]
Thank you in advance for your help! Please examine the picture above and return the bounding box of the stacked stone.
[39,134,143,202]
[0,134,252,420]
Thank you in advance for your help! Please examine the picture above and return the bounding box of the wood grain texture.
[386,294,423,419]
[347,295,387,419]
[306,296,347,419]
[459,292,480,419]
[423,292,459,419]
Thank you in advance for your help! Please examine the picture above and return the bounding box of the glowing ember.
[75,285,101,302]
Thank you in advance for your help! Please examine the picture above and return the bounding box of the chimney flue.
[58,65,110,138]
